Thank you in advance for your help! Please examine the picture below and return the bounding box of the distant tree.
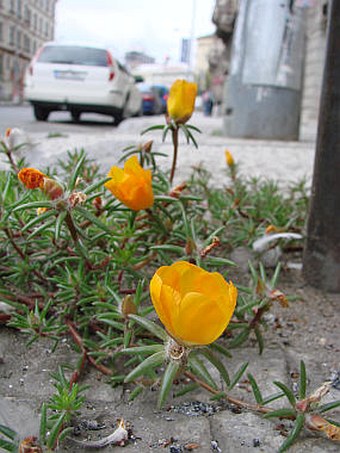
[303,0,340,292]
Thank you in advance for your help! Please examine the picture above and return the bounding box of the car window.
[138,84,152,93]
[117,61,130,75]
[37,46,108,67]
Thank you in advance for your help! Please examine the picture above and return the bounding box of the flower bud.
[167,79,197,124]
[42,177,64,200]
[121,295,137,318]
[18,168,45,189]
[142,140,153,153]
[225,150,235,167]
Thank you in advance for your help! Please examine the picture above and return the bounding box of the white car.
[24,42,142,124]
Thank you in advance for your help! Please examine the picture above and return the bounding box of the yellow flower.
[150,261,237,347]
[37,207,48,215]
[265,224,280,234]
[225,149,235,167]
[104,156,154,211]
[18,167,46,189]
[167,79,197,124]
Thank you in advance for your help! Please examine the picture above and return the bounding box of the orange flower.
[167,79,197,124]
[104,156,154,211]
[150,261,237,347]
[18,168,45,189]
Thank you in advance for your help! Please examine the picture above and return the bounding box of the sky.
[54,0,216,64]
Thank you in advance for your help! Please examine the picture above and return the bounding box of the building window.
[0,22,3,42]
[33,13,37,30]
[17,30,21,49]
[10,0,15,14]
[17,0,22,18]
[9,26,15,46]
[45,22,48,36]
[24,5,31,25]
[24,35,30,52]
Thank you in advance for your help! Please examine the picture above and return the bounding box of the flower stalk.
[170,127,179,184]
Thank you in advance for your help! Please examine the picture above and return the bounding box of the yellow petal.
[149,261,237,347]
[167,79,197,123]
[104,156,154,211]
[176,292,226,345]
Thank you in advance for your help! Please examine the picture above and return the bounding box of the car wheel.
[71,111,81,123]
[33,105,49,121]
[113,109,124,126]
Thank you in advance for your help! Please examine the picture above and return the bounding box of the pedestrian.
[202,90,214,116]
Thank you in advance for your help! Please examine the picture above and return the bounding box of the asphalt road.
[0,103,154,136]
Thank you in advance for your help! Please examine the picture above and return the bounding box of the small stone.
[169,446,182,453]
[253,438,261,447]
[211,440,222,452]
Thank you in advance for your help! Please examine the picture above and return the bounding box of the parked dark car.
[137,83,168,115]
[152,85,169,113]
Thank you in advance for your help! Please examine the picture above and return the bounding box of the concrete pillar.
[223,0,306,140]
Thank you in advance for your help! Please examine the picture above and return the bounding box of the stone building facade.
[0,0,57,101]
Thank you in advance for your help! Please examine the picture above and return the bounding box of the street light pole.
[188,0,197,77]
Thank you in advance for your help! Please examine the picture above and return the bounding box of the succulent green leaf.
[141,124,165,135]
[299,360,307,399]
[12,201,53,212]
[200,348,230,386]
[209,342,233,358]
[278,413,304,452]
[189,354,218,390]
[46,411,67,449]
[228,362,249,391]
[0,424,17,440]
[158,360,181,409]
[68,150,86,191]
[83,176,111,194]
[124,350,165,383]
[273,381,296,408]
[75,206,111,234]
[228,327,250,348]
[247,372,263,404]
[121,345,164,355]
[318,400,340,413]
[21,209,56,231]
[128,314,168,341]
[254,326,264,355]
[262,391,286,405]
[0,439,16,452]
[263,408,296,419]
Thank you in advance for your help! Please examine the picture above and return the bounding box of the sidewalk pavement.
[1,114,339,452]
[3,112,316,190]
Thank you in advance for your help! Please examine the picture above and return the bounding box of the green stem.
[170,127,179,184]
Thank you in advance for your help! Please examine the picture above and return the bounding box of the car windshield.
[137,83,153,93]
[37,46,108,67]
